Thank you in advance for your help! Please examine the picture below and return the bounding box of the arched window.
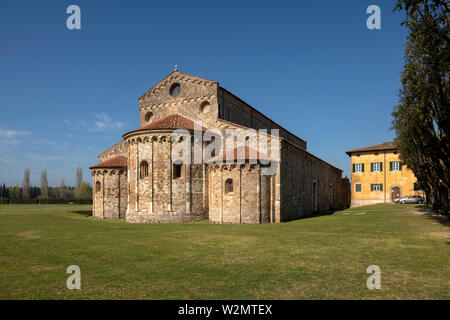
[95,181,101,193]
[140,161,149,179]
[225,179,233,194]
[145,112,153,123]
[200,101,211,114]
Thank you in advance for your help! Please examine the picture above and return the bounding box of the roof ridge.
[90,155,128,169]
[346,141,397,156]
[123,113,207,137]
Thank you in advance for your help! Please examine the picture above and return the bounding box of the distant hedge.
[0,198,92,205]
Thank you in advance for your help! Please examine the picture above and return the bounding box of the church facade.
[90,70,350,223]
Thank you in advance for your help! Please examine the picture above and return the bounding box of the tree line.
[392,0,449,216]
[0,166,92,202]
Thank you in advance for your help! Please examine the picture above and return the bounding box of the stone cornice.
[140,94,217,111]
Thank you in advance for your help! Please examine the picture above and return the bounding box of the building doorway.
[391,186,401,202]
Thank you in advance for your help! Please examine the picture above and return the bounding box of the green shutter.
[380,162,383,172]
[389,161,393,171]
[399,162,402,171]
[352,164,355,173]
[370,184,374,191]
[362,163,365,172]
[380,184,383,191]
[370,163,373,172]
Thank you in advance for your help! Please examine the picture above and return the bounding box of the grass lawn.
[0,204,449,299]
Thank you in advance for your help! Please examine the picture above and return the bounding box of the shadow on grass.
[414,204,432,212]
[413,204,450,228]
[72,210,93,217]
[424,214,450,228]
[298,210,337,221]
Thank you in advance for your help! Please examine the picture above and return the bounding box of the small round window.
[169,83,181,97]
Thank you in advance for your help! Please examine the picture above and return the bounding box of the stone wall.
[279,140,349,221]
[125,131,208,223]
[208,163,273,224]
[98,140,128,162]
[138,72,219,129]
[92,169,127,219]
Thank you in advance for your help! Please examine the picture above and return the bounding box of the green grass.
[0,204,449,299]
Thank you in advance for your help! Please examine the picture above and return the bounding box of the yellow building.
[346,142,423,207]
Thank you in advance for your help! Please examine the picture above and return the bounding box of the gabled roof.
[138,70,217,100]
[207,146,273,163]
[123,114,207,137]
[346,141,397,156]
[90,156,128,169]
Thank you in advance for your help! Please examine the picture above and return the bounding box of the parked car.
[396,195,424,204]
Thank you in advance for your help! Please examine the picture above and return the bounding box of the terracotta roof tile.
[346,142,397,156]
[124,114,207,137]
[89,156,128,169]
[207,146,273,163]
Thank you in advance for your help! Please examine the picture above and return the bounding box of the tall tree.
[40,170,49,198]
[392,0,449,215]
[22,168,31,199]
[78,181,92,200]
[75,166,83,198]
[59,179,65,198]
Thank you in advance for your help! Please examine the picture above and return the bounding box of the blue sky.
[0,0,407,186]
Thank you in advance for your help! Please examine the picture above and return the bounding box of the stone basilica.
[90,70,350,223]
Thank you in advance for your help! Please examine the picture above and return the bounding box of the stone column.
[186,138,192,213]
[257,165,261,224]
[150,139,154,213]
[102,172,105,219]
[168,140,172,212]
[220,166,223,224]
[135,142,139,212]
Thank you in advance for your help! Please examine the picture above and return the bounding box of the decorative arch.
[140,161,149,179]
[95,181,101,193]
[225,179,233,194]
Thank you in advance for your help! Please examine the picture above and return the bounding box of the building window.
[355,183,362,192]
[173,163,183,179]
[145,112,153,123]
[140,161,149,179]
[371,183,383,192]
[225,179,233,194]
[169,83,181,97]
[95,181,101,193]
[371,162,382,172]
[390,161,402,171]
[200,101,211,114]
[353,163,364,173]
